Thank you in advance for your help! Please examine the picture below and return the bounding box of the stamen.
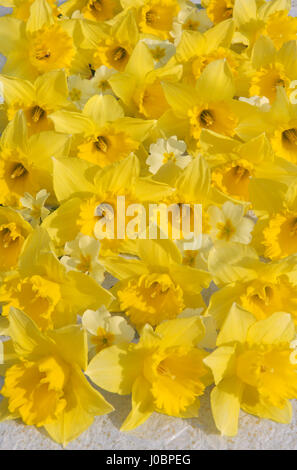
[199,109,215,128]
[232,165,250,183]
[282,128,297,145]
[89,0,102,12]
[31,106,45,123]
[94,136,109,152]
[10,163,28,180]
[146,10,158,25]
[0,228,12,248]
[112,47,127,62]
[35,47,51,60]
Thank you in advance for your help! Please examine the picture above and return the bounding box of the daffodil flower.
[207,242,297,327]
[0,70,73,134]
[103,238,211,328]
[0,228,113,331]
[0,307,113,446]
[204,305,297,436]
[86,316,212,430]
[0,206,32,271]
[0,110,70,207]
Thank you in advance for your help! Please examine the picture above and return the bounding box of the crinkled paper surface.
[0,0,297,451]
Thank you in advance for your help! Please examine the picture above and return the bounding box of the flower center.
[1,356,69,427]
[94,136,109,152]
[146,9,158,25]
[0,226,19,248]
[282,128,297,146]
[232,165,250,183]
[91,327,115,353]
[112,47,127,62]
[117,273,185,328]
[199,109,215,128]
[10,163,28,180]
[35,46,51,61]
[89,0,102,12]
[31,106,46,123]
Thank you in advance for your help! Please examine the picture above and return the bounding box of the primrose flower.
[208,201,254,244]
[141,39,175,68]
[86,316,212,430]
[204,305,297,436]
[67,74,95,110]
[146,136,191,174]
[0,307,113,446]
[61,233,105,283]
[91,66,116,96]
[20,189,50,227]
[82,306,135,356]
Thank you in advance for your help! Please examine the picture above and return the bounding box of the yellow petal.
[196,59,235,102]
[86,344,143,395]
[48,325,88,371]
[26,0,54,32]
[35,70,69,109]
[120,376,154,431]
[0,75,35,107]
[210,377,243,436]
[246,312,295,345]
[49,110,95,135]
[155,316,206,349]
[217,303,256,346]
[204,345,236,385]
[52,157,96,203]
[45,365,113,447]
[8,307,49,358]
[83,94,124,125]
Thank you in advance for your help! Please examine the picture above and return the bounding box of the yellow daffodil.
[86,316,211,430]
[0,0,75,80]
[49,94,155,166]
[59,0,122,22]
[0,307,113,446]
[0,110,70,207]
[0,206,32,272]
[0,228,113,331]
[0,70,72,134]
[108,40,182,119]
[139,0,180,40]
[0,0,59,20]
[207,242,297,327]
[103,238,211,328]
[161,59,241,151]
[249,36,297,103]
[44,153,173,253]
[204,306,297,436]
